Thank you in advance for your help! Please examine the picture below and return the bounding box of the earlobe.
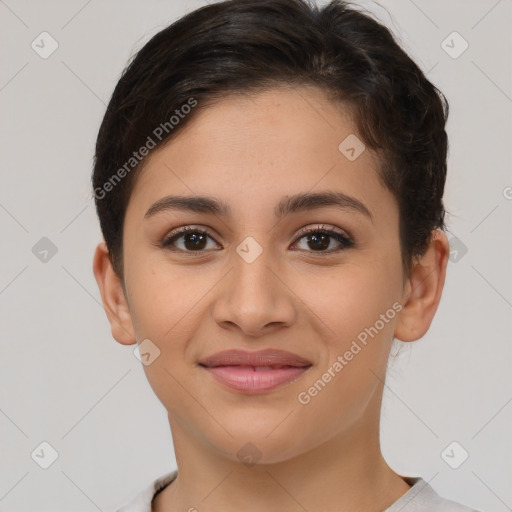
[92,241,137,345]
[394,230,450,342]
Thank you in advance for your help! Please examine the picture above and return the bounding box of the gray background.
[0,0,511,510]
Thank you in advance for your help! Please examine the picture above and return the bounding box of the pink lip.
[203,365,311,394]
[199,349,312,394]
[199,348,312,368]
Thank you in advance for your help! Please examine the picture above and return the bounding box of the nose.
[211,246,297,337]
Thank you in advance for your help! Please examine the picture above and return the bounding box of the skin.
[93,85,449,512]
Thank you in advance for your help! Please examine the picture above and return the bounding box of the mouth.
[199,349,312,394]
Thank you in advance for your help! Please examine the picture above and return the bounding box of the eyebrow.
[144,191,373,222]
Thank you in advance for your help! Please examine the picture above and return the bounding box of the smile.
[200,364,312,394]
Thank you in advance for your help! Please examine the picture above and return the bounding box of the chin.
[206,425,309,466]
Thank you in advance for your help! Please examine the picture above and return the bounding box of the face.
[102,86,416,464]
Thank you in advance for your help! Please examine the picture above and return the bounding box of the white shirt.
[115,470,481,512]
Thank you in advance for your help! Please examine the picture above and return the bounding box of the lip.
[199,348,312,368]
[199,349,312,394]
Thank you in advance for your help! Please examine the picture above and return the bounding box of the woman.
[92,1,480,510]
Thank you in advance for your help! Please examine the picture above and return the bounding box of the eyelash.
[160,224,354,255]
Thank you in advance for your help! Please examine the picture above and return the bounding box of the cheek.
[126,259,208,340]
[127,275,196,417]
[289,260,401,416]
[291,266,399,439]
[125,261,213,392]
[292,258,401,345]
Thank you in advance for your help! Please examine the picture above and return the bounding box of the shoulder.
[384,477,482,512]
[114,470,178,512]
[113,472,482,512]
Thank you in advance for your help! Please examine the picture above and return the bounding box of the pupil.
[308,233,328,251]
[185,233,206,251]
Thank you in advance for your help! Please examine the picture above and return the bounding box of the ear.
[92,241,137,345]
[394,230,450,342]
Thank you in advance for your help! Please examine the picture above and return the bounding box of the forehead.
[126,86,394,223]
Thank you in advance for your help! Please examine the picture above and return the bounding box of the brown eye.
[292,226,354,253]
[161,227,220,253]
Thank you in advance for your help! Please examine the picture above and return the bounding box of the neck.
[153,402,410,512]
